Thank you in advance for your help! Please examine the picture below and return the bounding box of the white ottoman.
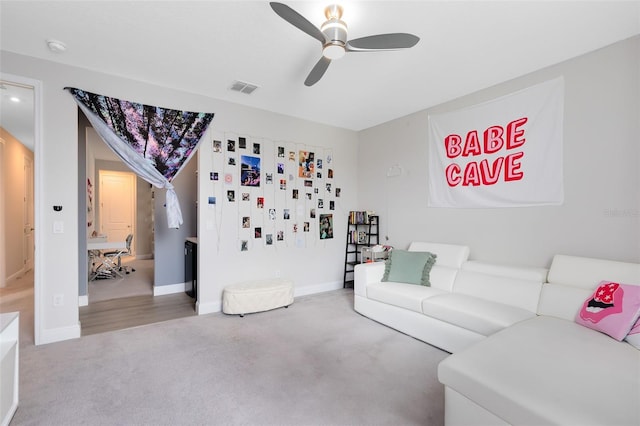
[222,279,294,316]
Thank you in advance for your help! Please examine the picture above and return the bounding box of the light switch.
[53,221,64,234]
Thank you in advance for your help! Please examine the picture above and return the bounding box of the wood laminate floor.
[1,258,197,343]
[79,292,197,336]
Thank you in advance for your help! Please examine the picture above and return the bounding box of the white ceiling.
[1,1,639,133]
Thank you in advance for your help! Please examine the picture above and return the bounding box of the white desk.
[88,240,126,251]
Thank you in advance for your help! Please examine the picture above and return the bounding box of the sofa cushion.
[408,242,469,268]
[367,281,446,313]
[422,293,536,336]
[438,316,640,426]
[382,249,436,286]
[452,269,542,313]
[428,265,460,292]
[575,281,640,341]
[462,260,548,282]
[537,283,593,320]
[547,254,640,288]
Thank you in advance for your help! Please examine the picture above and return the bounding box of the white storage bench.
[222,278,294,316]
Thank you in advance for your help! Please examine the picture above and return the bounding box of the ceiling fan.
[270,2,420,86]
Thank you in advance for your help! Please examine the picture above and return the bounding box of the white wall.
[0,51,358,343]
[358,36,640,267]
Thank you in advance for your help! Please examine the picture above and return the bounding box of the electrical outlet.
[53,294,64,306]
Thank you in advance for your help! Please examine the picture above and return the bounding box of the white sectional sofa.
[354,242,640,426]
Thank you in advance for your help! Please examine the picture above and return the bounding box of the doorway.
[98,170,136,247]
[0,75,40,345]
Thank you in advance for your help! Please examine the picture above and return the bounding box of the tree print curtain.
[66,88,215,228]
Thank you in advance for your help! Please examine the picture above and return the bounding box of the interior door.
[23,155,34,271]
[99,170,136,252]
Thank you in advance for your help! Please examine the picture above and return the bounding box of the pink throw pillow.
[575,281,640,341]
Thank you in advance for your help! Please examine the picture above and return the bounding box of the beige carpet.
[13,289,448,425]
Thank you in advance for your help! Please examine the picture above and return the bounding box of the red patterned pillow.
[575,281,640,341]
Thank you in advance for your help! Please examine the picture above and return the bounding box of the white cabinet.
[0,312,19,426]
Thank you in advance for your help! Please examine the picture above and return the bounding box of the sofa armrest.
[354,262,386,297]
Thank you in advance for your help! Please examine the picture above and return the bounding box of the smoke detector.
[46,39,67,53]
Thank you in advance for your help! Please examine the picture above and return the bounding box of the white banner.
[428,77,564,208]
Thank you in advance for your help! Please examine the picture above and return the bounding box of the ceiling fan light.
[321,19,347,43]
[323,44,345,60]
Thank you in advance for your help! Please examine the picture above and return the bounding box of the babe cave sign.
[428,77,564,208]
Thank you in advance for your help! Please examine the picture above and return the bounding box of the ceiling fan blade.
[304,57,331,87]
[346,33,420,52]
[270,2,326,44]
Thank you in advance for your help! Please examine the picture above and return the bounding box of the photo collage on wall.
[209,133,339,251]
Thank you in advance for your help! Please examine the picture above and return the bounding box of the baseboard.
[38,322,81,345]
[196,299,221,315]
[135,253,153,260]
[153,282,185,296]
[78,295,88,307]
[195,281,342,316]
[294,280,343,297]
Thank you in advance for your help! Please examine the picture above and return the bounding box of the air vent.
[229,80,259,95]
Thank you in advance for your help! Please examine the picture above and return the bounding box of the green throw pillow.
[382,250,437,286]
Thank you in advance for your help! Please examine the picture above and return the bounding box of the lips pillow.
[575,281,640,341]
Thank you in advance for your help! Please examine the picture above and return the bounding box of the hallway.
[0,258,196,346]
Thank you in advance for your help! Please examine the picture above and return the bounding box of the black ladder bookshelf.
[343,212,379,288]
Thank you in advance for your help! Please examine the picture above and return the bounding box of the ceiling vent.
[229,80,258,95]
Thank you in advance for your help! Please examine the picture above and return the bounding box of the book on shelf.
[348,210,376,225]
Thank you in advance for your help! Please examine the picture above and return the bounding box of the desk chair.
[103,234,136,275]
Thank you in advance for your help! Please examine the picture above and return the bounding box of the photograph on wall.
[277,231,284,241]
[253,143,260,154]
[242,192,250,201]
[238,137,246,149]
[266,234,273,245]
[278,146,285,157]
[298,150,315,178]
[240,240,248,251]
[266,173,273,184]
[213,140,222,152]
[242,216,250,228]
[255,227,262,238]
[240,155,261,187]
[227,139,236,152]
[227,190,235,202]
[257,197,264,208]
[319,214,333,239]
